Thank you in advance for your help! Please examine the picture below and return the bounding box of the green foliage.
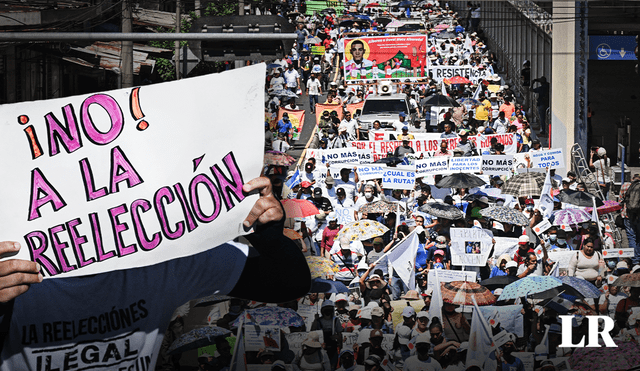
[149,1,237,81]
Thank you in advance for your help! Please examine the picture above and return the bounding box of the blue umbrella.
[398,0,413,7]
[458,97,481,106]
[267,63,282,70]
[558,276,602,299]
[168,326,231,355]
[498,276,563,301]
[310,278,350,293]
[230,307,306,328]
[353,14,373,22]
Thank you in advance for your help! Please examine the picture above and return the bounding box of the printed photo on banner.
[343,36,428,81]
[450,227,493,266]
[315,103,343,125]
[277,108,306,141]
[0,64,265,278]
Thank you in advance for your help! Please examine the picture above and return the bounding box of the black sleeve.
[229,217,311,303]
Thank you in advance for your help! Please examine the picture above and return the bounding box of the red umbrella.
[365,2,380,8]
[281,199,320,218]
[584,200,622,215]
[447,75,472,85]
[264,150,295,166]
[440,281,496,306]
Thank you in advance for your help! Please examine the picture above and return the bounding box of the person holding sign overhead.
[0,177,311,371]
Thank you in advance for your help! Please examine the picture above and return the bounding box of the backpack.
[625,181,640,217]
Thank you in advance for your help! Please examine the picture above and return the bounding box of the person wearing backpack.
[621,174,640,265]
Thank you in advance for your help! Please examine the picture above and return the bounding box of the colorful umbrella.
[359,200,405,214]
[283,228,302,240]
[281,199,320,218]
[557,189,604,207]
[445,76,472,85]
[570,339,640,371]
[498,276,563,300]
[436,173,486,188]
[264,150,295,166]
[611,272,640,287]
[551,209,592,226]
[480,206,530,226]
[558,276,602,299]
[303,36,322,44]
[585,200,622,215]
[501,172,554,197]
[420,202,465,220]
[306,256,340,279]
[230,307,306,328]
[479,275,519,290]
[440,281,496,306]
[458,97,481,106]
[167,326,231,355]
[435,23,449,29]
[386,19,405,28]
[336,220,389,242]
[310,278,350,293]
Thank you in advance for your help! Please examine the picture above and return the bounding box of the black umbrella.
[310,278,349,293]
[557,189,604,207]
[320,7,336,15]
[374,156,403,165]
[436,173,486,189]
[420,93,461,107]
[375,17,393,26]
[480,275,519,290]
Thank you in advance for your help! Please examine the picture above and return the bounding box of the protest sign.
[355,164,387,181]
[297,304,319,331]
[450,228,494,266]
[430,107,447,128]
[530,148,565,169]
[481,155,514,175]
[428,65,490,84]
[512,352,534,371]
[346,101,364,117]
[449,156,483,173]
[547,250,576,269]
[343,36,428,81]
[322,148,359,166]
[415,157,449,176]
[356,148,373,164]
[284,330,323,355]
[602,248,635,258]
[335,207,356,225]
[533,219,552,235]
[311,45,325,55]
[382,168,415,190]
[0,64,265,278]
[479,305,524,337]
[492,237,520,259]
[245,325,281,351]
[426,269,477,289]
[315,103,343,125]
[278,107,306,141]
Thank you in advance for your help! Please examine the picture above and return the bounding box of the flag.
[441,82,448,96]
[229,315,247,371]
[285,168,301,189]
[539,169,555,218]
[464,35,473,52]
[428,269,443,324]
[467,297,497,370]
[472,83,482,100]
[591,196,603,238]
[386,231,419,291]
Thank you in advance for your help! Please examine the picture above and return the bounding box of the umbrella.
[283,228,302,240]
[435,31,458,39]
[286,11,302,18]
[374,156,404,165]
[436,173,486,188]
[611,272,640,287]
[419,94,461,107]
[281,199,319,218]
[435,23,449,29]
[320,8,336,15]
[558,276,602,299]
[440,281,496,306]
[585,199,622,215]
[480,206,530,226]
[479,275,519,290]
[230,307,306,328]
[570,339,640,371]
[498,276,563,301]
[269,88,298,98]
[445,76,472,85]
[557,189,604,207]
[336,220,389,242]
[353,14,373,22]
[500,172,553,197]
[359,199,405,214]
[458,97,481,106]
[194,294,233,307]
[303,36,322,45]
[264,150,296,166]
[306,256,340,279]
[167,326,231,355]
[398,0,413,7]
[551,209,592,226]
[386,19,405,28]
[310,278,349,293]
[420,202,465,220]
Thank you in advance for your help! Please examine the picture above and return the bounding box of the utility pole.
[175,0,181,80]
[121,0,133,87]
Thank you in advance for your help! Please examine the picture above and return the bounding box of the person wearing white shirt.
[321,177,338,206]
[334,188,355,209]
[340,111,360,140]
[391,112,410,132]
[272,134,290,153]
[335,168,358,201]
[492,111,508,134]
[283,65,300,92]
[330,236,366,257]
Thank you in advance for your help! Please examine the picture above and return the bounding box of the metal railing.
[508,0,552,35]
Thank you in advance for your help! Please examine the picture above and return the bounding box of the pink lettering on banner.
[28,168,67,221]
[45,104,83,156]
[81,94,125,145]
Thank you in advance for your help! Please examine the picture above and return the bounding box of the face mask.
[526,205,534,211]
[229,305,242,314]
[557,239,566,245]
[607,261,617,269]
[549,234,557,241]
[329,134,335,139]
[365,192,373,198]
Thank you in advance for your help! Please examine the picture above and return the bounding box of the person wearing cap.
[335,168,358,202]
[272,131,291,153]
[335,349,356,371]
[276,112,294,143]
[311,186,334,214]
[340,111,360,141]
[411,311,430,340]
[334,186,355,209]
[528,138,542,153]
[366,237,391,278]
[395,306,417,362]
[297,181,314,200]
[590,146,612,198]
[403,333,444,371]
[320,212,341,258]
[397,126,415,141]
[392,112,410,132]
[334,293,351,326]
[310,300,343,369]
[359,265,392,307]
[321,176,338,206]
[331,235,360,285]
[496,335,524,371]
[367,329,389,360]
[393,136,416,159]
[455,129,478,157]
[258,349,277,365]
[318,110,333,136]
[468,195,489,221]
[344,304,362,333]
[366,306,393,334]
[440,122,457,139]
[270,68,285,91]
[292,331,331,371]
[427,236,451,270]
[521,197,535,219]
[513,234,534,266]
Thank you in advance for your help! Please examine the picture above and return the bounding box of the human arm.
[0,242,42,303]
[567,252,578,277]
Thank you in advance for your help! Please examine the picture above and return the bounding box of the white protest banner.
[530,148,565,169]
[406,151,437,161]
[245,325,281,351]
[296,305,319,331]
[427,269,477,289]
[481,155,515,175]
[415,157,449,176]
[533,219,552,235]
[342,333,358,349]
[602,248,635,259]
[355,164,388,181]
[284,330,323,355]
[382,168,415,190]
[429,65,490,84]
[0,64,264,278]
[491,237,520,259]
[479,305,524,337]
[357,148,373,163]
[448,156,483,173]
[335,207,356,225]
[322,148,359,166]
[450,228,494,266]
[547,250,576,269]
